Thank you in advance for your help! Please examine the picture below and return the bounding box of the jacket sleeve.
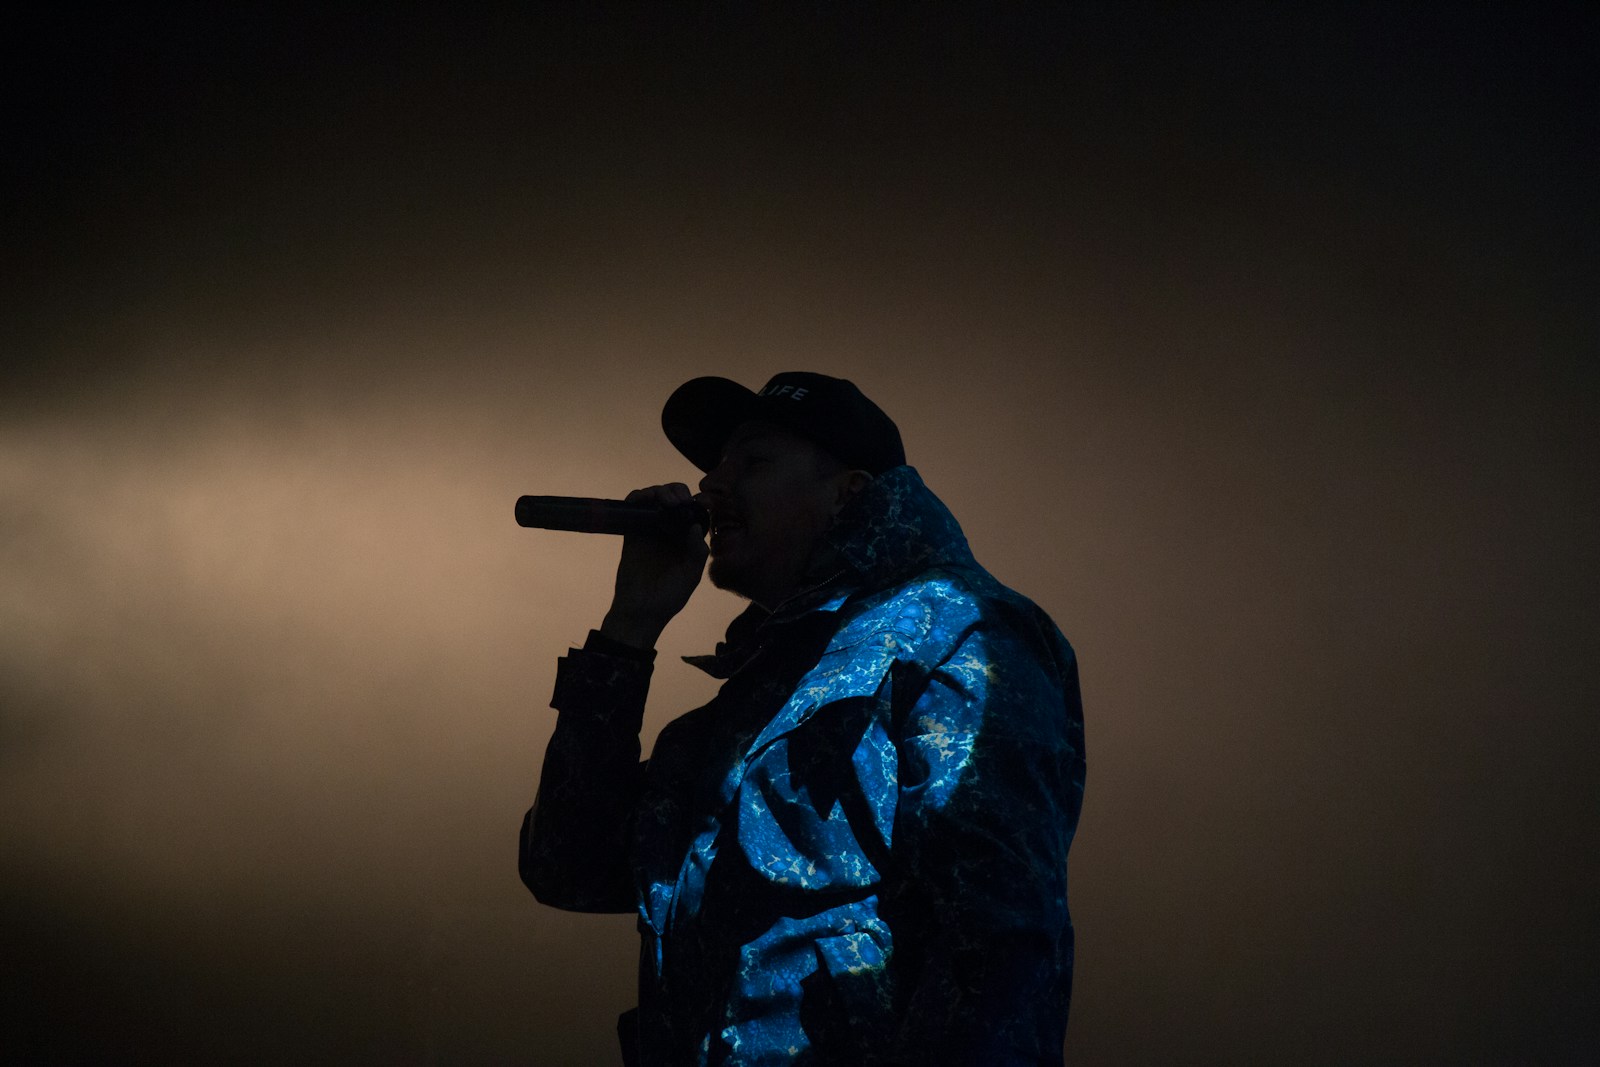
[887,617,1086,1066]
[519,631,655,913]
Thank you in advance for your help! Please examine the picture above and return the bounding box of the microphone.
[514,495,710,536]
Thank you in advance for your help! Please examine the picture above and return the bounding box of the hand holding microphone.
[517,485,708,651]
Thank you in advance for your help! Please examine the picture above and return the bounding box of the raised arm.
[519,482,708,912]
[520,632,656,912]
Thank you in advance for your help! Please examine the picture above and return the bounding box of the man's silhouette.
[521,372,1085,1065]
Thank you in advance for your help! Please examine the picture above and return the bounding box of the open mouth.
[710,519,745,551]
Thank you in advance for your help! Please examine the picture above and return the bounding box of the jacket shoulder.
[839,566,1073,672]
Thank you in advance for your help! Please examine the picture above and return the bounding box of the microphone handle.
[514,495,709,536]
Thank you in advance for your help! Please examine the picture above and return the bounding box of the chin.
[710,556,783,608]
[707,557,751,599]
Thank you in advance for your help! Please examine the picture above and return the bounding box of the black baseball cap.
[661,372,906,475]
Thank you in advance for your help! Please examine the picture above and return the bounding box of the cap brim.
[661,376,764,473]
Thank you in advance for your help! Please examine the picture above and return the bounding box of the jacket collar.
[684,465,973,677]
[811,464,974,594]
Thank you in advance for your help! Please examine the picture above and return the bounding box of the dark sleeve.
[887,622,1086,1066]
[518,631,656,913]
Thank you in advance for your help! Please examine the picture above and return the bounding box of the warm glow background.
[4,7,1594,1064]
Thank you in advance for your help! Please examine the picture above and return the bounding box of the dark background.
[3,4,1595,1063]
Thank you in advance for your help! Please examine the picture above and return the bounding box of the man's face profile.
[698,420,868,609]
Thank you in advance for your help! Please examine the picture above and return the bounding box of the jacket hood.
[814,464,975,593]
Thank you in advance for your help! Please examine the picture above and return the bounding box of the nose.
[698,461,728,498]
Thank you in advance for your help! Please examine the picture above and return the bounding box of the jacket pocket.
[809,932,895,1052]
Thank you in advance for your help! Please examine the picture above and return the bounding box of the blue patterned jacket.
[521,466,1085,1066]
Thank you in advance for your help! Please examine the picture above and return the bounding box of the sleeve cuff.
[583,629,658,663]
[549,633,656,731]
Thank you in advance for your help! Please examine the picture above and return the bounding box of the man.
[521,372,1085,1066]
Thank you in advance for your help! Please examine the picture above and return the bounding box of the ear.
[831,470,873,515]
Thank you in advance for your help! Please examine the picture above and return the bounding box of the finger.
[647,484,682,507]
[650,484,696,509]
[628,485,671,506]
